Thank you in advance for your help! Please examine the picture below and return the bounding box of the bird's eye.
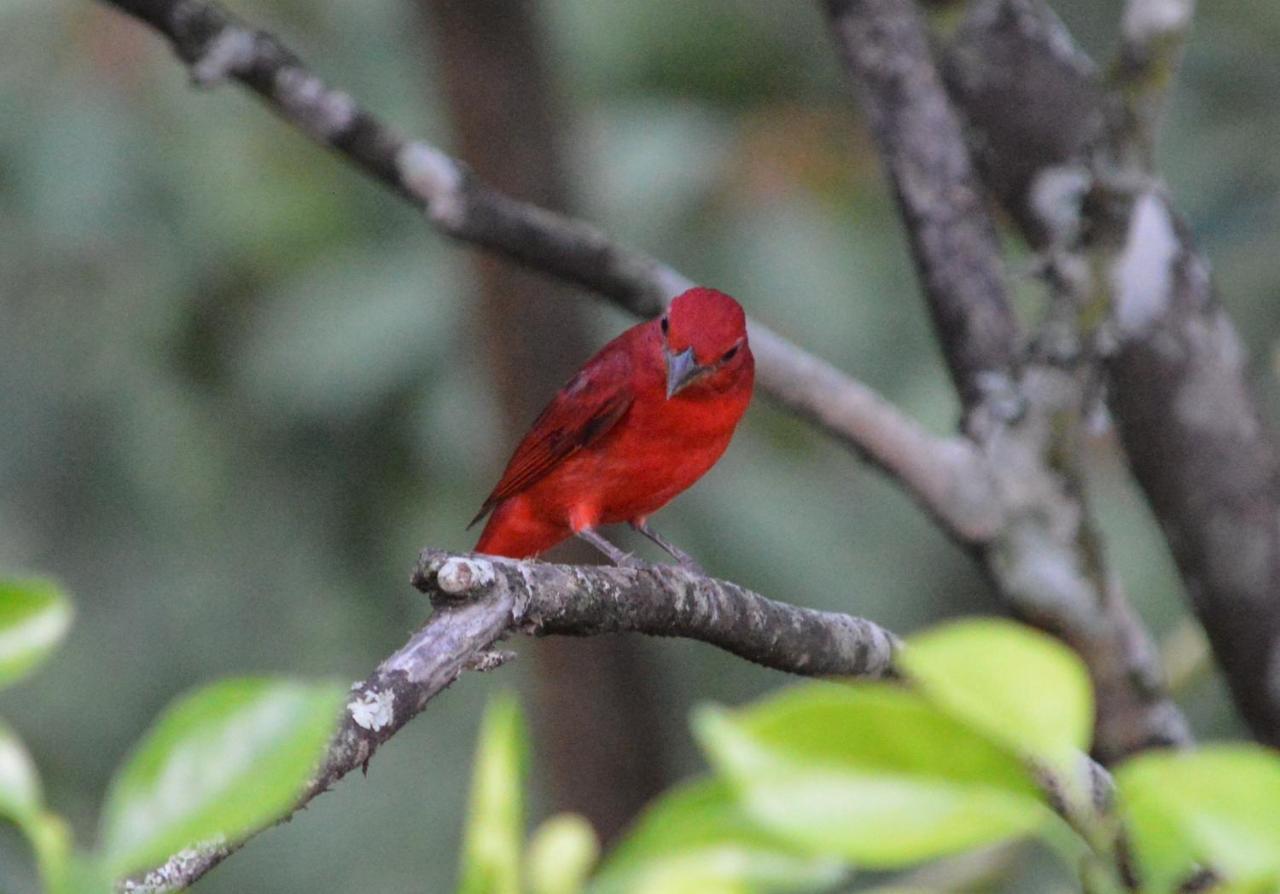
[721,345,739,362]
[660,316,669,335]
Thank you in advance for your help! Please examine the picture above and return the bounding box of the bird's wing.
[468,347,635,528]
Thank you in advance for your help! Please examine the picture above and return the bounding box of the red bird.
[471,287,754,570]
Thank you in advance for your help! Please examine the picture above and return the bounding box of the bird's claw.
[614,552,648,569]
[677,558,707,576]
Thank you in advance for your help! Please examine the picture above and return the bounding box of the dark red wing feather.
[468,347,634,528]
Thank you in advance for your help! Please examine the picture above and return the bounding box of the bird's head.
[660,287,752,399]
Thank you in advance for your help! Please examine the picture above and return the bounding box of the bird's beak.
[665,346,703,399]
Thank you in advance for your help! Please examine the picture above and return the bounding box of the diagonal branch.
[122,550,900,892]
[95,0,1001,545]
[820,0,1190,762]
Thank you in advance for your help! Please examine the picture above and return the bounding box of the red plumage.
[472,287,754,560]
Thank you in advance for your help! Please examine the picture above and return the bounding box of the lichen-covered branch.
[821,0,1189,762]
[939,0,1280,749]
[95,0,1000,545]
[1111,0,1197,171]
[822,0,1019,408]
[124,550,900,891]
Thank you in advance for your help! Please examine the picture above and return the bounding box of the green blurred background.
[1,0,1277,890]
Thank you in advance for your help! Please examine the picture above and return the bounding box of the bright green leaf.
[901,619,1094,767]
[1212,879,1280,894]
[99,676,345,878]
[28,811,74,894]
[694,683,1049,867]
[1208,876,1280,891]
[0,718,42,825]
[1117,745,1280,891]
[50,854,113,894]
[458,692,527,894]
[528,813,600,894]
[0,578,73,688]
[593,778,845,894]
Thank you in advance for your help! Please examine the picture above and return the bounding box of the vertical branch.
[939,0,1280,747]
[417,0,669,836]
[822,0,1019,408]
[1110,0,1196,172]
[821,0,1190,761]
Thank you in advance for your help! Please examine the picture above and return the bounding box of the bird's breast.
[577,387,748,521]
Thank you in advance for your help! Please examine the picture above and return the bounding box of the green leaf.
[0,718,42,825]
[0,578,73,688]
[28,811,75,894]
[1117,745,1280,891]
[458,692,527,894]
[593,778,845,894]
[694,683,1048,867]
[99,676,345,879]
[900,619,1094,767]
[528,813,600,894]
[50,854,113,894]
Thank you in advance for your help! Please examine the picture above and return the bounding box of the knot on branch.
[413,549,501,603]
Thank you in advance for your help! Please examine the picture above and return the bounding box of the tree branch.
[821,0,1189,762]
[1111,0,1196,172]
[94,0,1001,546]
[822,0,1019,408]
[122,551,900,892]
[940,0,1280,748]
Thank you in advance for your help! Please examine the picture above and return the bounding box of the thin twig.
[1111,0,1197,171]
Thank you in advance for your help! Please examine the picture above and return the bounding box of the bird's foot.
[577,528,646,569]
[630,520,707,576]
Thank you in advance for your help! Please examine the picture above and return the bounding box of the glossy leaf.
[900,619,1094,767]
[0,578,72,689]
[528,813,600,894]
[594,777,845,894]
[458,693,527,894]
[99,677,345,878]
[694,683,1048,867]
[1117,745,1280,891]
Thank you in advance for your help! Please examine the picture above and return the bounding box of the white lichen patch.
[121,840,226,894]
[1111,192,1179,336]
[1173,312,1256,438]
[1030,164,1089,244]
[191,27,257,86]
[438,557,496,595]
[996,525,1104,636]
[1123,0,1194,45]
[274,67,357,140]
[348,688,395,732]
[397,141,465,227]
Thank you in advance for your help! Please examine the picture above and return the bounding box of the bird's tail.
[473,499,569,559]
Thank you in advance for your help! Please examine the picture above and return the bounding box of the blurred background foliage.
[0,0,1277,890]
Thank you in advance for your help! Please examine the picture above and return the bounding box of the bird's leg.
[630,520,706,575]
[575,528,643,568]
